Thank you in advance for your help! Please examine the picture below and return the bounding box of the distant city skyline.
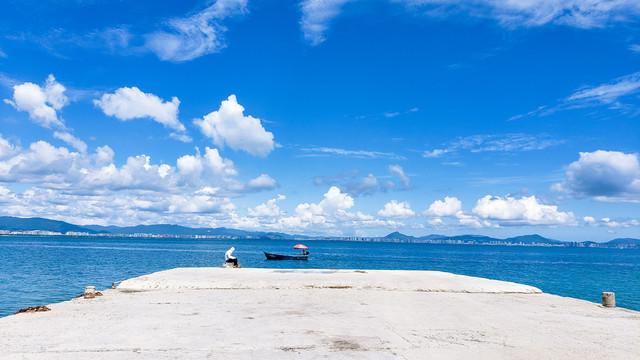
[0,0,639,242]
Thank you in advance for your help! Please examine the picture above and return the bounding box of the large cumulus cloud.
[472,195,576,225]
[553,150,640,202]
[194,95,274,157]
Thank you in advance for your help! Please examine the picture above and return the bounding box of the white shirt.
[225,248,236,261]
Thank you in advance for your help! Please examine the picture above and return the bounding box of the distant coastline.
[1,216,638,249]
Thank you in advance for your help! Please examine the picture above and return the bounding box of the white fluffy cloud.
[194,95,274,157]
[203,147,237,176]
[177,154,204,187]
[0,140,80,185]
[0,137,274,199]
[253,186,404,234]
[583,216,640,228]
[166,193,236,214]
[318,186,355,212]
[246,174,278,191]
[378,200,415,218]
[0,136,289,227]
[248,196,285,217]
[553,150,640,202]
[144,0,248,62]
[0,185,237,227]
[425,196,462,217]
[472,195,575,225]
[0,134,16,159]
[290,186,355,226]
[4,74,68,128]
[176,147,238,187]
[94,145,114,165]
[94,87,186,135]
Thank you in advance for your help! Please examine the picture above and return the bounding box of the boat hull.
[264,252,308,260]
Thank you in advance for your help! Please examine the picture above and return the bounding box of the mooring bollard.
[602,292,615,307]
[84,286,96,299]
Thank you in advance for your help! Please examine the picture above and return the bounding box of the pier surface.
[1,268,639,359]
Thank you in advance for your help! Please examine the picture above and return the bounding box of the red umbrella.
[293,244,308,249]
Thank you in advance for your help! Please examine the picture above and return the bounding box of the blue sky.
[0,0,639,241]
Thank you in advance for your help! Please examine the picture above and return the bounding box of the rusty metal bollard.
[84,286,96,299]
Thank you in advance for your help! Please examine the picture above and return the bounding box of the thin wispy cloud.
[300,0,640,45]
[9,0,248,62]
[301,146,405,160]
[300,0,355,46]
[144,0,248,62]
[399,0,640,28]
[0,73,20,89]
[566,72,640,107]
[423,133,562,158]
[511,72,640,120]
[355,107,419,120]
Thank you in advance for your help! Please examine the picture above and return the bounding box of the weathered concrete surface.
[1,268,638,359]
[116,267,543,293]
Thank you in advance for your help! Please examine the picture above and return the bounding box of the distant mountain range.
[83,223,304,240]
[1,216,639,247]
[0,216,99,234]
[384,232,564,245]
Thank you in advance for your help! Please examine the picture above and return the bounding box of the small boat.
[264,252,308,260]
[264,244,310,260]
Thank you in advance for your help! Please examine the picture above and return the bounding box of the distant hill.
[0,216,97,234]
[384,232,416,240]
[503,234,562,245]
[605,238,640,246]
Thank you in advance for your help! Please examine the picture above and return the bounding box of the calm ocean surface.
[1,235,638,317]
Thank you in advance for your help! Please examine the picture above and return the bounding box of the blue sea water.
[1,236,638,317]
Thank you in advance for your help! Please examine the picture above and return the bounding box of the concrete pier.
[1,268,639,359]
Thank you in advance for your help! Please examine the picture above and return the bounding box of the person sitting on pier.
[225,247,238,267]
